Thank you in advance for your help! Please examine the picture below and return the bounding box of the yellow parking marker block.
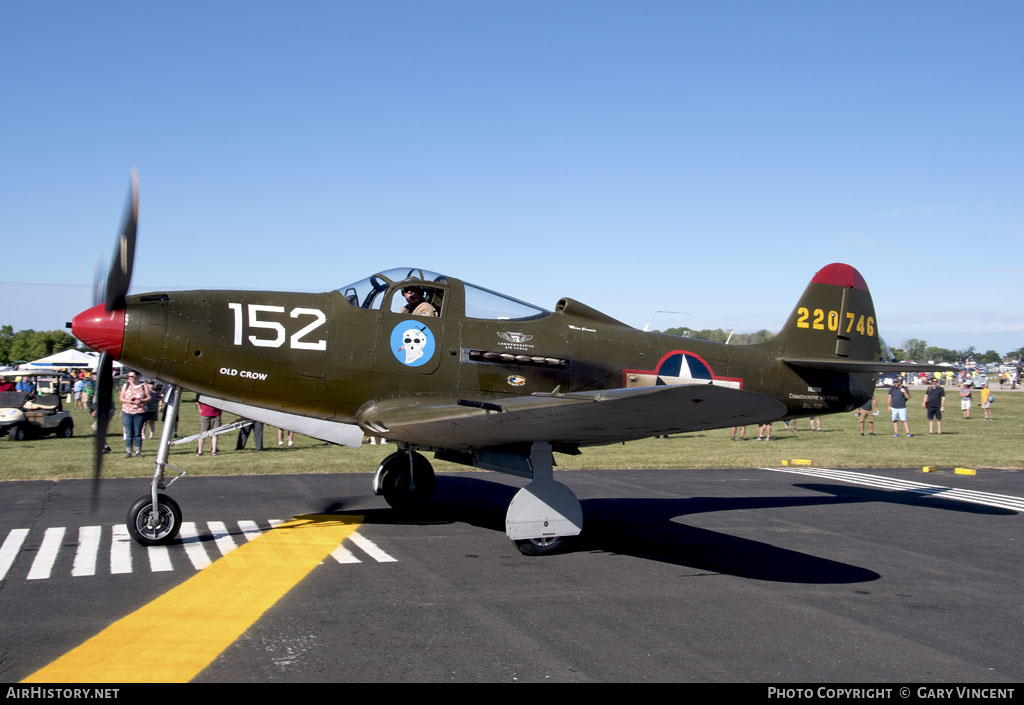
[23,513,363,684]
[781,460,789,466]
[790,459,812,466]
[922,466,936,473]
[954,467,977,476]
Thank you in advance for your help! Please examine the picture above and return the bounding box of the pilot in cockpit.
[401,286,439,317]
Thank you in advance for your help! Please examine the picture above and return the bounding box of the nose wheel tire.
[126,493,182,546]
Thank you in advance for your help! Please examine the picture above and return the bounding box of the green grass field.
[1,387,1020,482]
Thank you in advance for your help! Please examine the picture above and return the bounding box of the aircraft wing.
[199,394,366,448]
[357,383,787,450]
[782,358,950,373]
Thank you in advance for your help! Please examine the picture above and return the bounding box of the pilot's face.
[403,288,423,305]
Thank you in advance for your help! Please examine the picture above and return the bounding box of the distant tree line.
[657,327,776,345]
[892,339,1020,365]
[0,325,80,366]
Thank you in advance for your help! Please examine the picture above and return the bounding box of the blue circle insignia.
[390,321,436,367]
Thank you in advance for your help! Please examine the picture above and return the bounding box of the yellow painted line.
[23,513,363,683]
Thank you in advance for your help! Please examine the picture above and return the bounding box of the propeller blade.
[104,169,138,312]
[91,257,105,308]
[92,351,113,501]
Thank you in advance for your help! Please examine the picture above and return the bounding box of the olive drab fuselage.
[118,268,878,447]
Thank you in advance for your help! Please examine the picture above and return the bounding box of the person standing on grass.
[888,378,912,438]
[959,382,972,419]
[923,378,945,435]
[196,399,222,456]
[119,371,150,458]
[980,384,994,420]
[857,396,879,436]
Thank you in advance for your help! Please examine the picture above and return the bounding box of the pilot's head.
[402,286,425,303]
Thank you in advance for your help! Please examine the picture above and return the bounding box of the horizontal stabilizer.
[199,395,365,448]
[783,358,949,373]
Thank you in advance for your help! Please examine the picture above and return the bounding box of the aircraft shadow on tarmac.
[338,474,1015,584]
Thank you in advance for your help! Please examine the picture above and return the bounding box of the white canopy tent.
[28,349,98,368]
[25,349,123,372]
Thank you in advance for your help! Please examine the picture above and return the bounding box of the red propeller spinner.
[71,304,125,359]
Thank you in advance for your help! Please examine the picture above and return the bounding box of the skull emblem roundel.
[390,321,436,367]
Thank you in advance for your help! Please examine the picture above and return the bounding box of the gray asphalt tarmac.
[1,467,1021,683]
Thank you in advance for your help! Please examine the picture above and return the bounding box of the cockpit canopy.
[337,268,445,310]
[337,267,550,321]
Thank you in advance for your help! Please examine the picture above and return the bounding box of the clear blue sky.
[2,1,1021,355]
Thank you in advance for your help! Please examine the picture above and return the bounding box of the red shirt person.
[195,399,222,456]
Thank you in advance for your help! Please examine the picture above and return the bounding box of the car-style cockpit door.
[372,281,449,375]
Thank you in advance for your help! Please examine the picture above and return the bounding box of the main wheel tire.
[378,451,435,512]
[57,420,73,438]
[514,536,567,556]
[126,494,182,546]
[7,424,26,442]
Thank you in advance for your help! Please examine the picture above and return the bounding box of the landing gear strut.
[127,384,187,546]
[124,385,247,547]
[471,441,583,556]
[374,450,435,511]
[505,442,582,556]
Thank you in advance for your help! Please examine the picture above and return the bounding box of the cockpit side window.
[463,283,550,321]
[389,285,445,317]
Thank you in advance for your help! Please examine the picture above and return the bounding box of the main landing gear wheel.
[514,536,567,556]
[126,493,182,546]
[376,451,435,512]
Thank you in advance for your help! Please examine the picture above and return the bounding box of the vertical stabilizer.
[771,263,881,362]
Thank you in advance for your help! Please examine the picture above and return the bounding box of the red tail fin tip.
[811,263,868,290]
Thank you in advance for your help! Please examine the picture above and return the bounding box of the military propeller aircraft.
[71,174,941,555]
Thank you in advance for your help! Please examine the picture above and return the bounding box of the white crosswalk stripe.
[346,531,397,563]
[207,521,240,557]
[110,524,133,574]
[0,520,396,581]
[763,466,1024,512]
[0,529,29,582]
[71,526,101,577]
[148,543,174,572]
[27,527,65,580]
[179,522,214,570]
[237,520,264,543]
